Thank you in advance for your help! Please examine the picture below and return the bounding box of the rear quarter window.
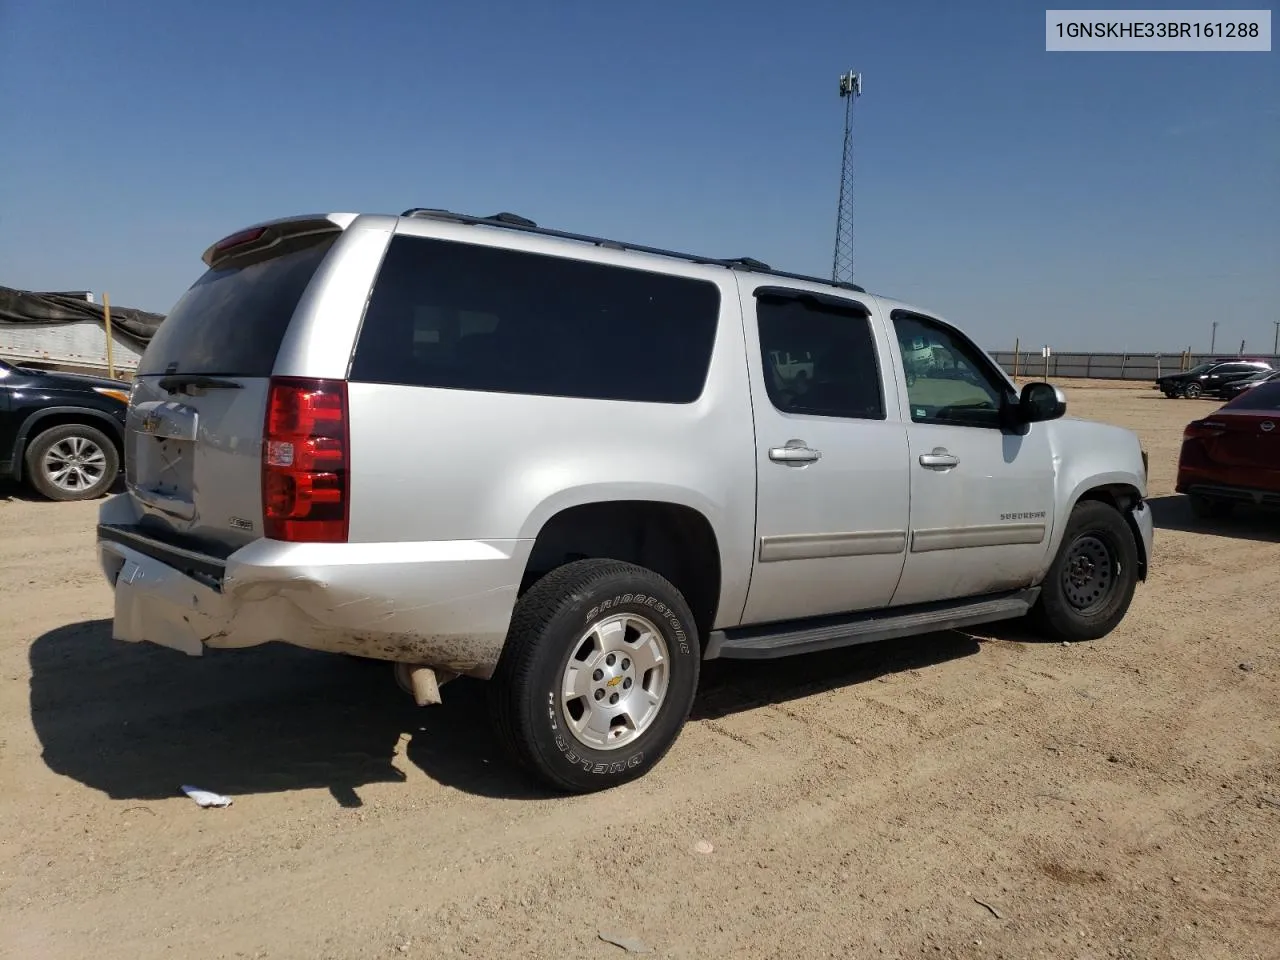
[349,235,721,403]
[138,234,337,377]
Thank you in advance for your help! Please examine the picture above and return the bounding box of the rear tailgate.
[1197,381,1280,489]
[1200,413,1280,470]
[124,218,345,552]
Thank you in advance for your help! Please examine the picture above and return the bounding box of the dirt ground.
[2,379,1277,960]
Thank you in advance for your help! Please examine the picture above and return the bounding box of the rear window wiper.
[157,374,244,394]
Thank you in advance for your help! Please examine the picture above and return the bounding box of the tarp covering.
[0,285,163,345]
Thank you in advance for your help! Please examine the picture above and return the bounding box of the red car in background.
[1176,379,1280,518]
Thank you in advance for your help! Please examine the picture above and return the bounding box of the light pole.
[1273,320,1279,356]
[1210,321,1218,354]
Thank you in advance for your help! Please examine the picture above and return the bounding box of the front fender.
[1039,471,1150,581]
[1038,418,1150,582]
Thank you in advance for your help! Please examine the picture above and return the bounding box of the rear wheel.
[488,558,700,793]
[1032,501,1139,643]
[24,423,119,501]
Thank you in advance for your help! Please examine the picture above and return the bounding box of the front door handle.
[919,448,959,469]
[769,440,822,465]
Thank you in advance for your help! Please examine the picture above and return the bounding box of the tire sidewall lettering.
[542,588,693,776]
[582,594,690,655]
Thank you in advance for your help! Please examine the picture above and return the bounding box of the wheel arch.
[1069,481,1148,581]
[519,497,724,647]
[12,407,125,483]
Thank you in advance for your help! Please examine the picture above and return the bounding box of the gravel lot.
[2,379,1277,960]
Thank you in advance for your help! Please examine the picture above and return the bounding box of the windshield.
[1183,363,1214,376]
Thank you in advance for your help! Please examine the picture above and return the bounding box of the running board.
[704,588,1040,660]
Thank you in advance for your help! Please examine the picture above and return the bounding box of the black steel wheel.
[1032,500,1139,642]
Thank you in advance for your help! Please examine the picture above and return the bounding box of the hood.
[32,369,131,391]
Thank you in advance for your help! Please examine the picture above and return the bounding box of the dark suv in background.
[0,358,129,500]
[1155,359,1273,399]
[1219,369,1279,401]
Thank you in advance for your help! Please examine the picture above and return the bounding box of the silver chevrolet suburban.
[97,208,1153,793]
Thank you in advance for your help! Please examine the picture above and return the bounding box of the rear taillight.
[1183,420,1224,441]
[262,377,349,542]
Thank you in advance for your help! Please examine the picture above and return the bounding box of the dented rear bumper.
[96,494,530,679]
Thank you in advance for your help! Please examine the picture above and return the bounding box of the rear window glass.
[349,235,721,403]
[137,234,336,377]
[1224,380,1280,410]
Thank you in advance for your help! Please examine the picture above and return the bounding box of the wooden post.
[103,293,115,380]
[1012,338,1020,379]
[1043,349,1049,381]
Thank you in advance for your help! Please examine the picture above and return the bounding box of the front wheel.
[1181,382,1202,399]
[1032,501,1139,643]
[488,559,700,793]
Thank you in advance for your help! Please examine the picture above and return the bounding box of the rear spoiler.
[201,213,357,269]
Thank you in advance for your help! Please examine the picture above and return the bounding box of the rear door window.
[137,234,337,377]
[349,235,721,403]
[754,291,884,420]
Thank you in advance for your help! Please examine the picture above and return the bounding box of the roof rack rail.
[486,211,538,228]
[724,256,772,271]
[398,207,865,294]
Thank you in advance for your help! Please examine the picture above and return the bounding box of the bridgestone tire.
[1032,500,1139,643]
[488,558,700,793]
[24,423,120,502]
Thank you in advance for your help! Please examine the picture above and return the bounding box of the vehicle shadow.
[1147,494,1280,543]
[693,630,981,720]
[28,619,551,806]
[30,620,983,804]
[0,474,126,502]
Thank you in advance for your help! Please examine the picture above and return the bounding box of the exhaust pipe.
[393,663,457,706]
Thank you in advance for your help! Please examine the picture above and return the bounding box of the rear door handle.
[919,448,959,469]
[769,440,822,465]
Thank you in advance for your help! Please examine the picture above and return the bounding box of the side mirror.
[1018,381,1067,423]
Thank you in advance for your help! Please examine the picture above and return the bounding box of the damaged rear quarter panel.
[209,538,534,678]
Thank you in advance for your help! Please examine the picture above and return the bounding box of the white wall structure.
[0,320,143,373]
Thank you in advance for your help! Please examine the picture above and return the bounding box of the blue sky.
[1,0,1276,352]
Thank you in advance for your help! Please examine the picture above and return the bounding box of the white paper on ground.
[181,785,232,808]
